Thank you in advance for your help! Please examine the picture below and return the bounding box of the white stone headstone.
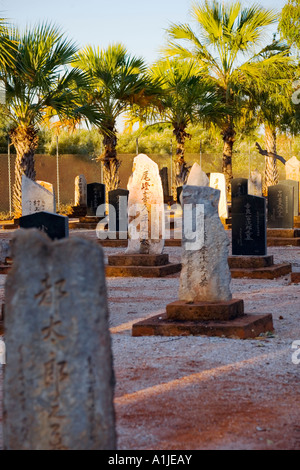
[126,154,165,255]
[22,176,56,216]
[248,169,262,196]
[209,173,228,219]
[74,175,87,206]
[186,163,209,187]
[285,156,300,182]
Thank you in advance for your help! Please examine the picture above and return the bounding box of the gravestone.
[232,195,267,256]
[126,154,165,255]
[267,184,294,229]
[108,189,129,232]
[74,175,87,207]
[285,156,300,182]
[186,163,209,187]
[279,180,299,216]
[19,211,69,240]
[87,183,105,216]
[209,173,228,219]
[179,186,232,302]
[176,186,183,204]
[159,167,169,201]
[231,178,248,199]
[248,169,262,196]
[3,229,116,450]
[22,176,56,216]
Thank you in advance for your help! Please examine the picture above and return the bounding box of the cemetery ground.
[0,229,300,450]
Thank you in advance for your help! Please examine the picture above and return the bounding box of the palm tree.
[0,16,17,70]
[148,58,223,195]
[163,0,287,196]
[73,43,162,195]
[1,23,102,217]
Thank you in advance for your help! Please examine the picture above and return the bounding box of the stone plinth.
[291,272,300,284]
[228,255,291,279]
[267,228,300,246]
[166,299,244,321]
[106,253,181,278]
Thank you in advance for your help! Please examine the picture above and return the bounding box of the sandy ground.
[1,229,300,450]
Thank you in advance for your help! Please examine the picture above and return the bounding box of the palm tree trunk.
[263,124,278,195]
[222,125,235,198]
[101,129,120,201]
[173,125,191,200]
[10,126,38,218]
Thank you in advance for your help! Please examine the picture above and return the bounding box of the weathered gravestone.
[231,178,248,199]
[248,169,262,196]
[22,176,56,216]
[186,163,209,187]
[108,189,129,232]
[267,184,294,229]
[19,211,69,240]
[3,229,116,450]
[87,183,105,216]
[74,175,87,207]
[209,173,228,219]
[126,154,165,255]
[285,156,300,182]
[279,180,299,216]
[132,185,274,338]
[231,195,267,256]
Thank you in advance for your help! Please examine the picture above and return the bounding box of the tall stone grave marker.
[232,195,267,256]
[126,154,165,255]
[159,167,169,201]
[209,173,228,219]
[87,183,105,216]
[22,176,56,216]
[74,175,87,207]
[248,169,262,196]
[267,183,294,229]
[279,179,299,216]
[186,163,209,187]
[285,156,300,182]
[231,178,248,199]
[108,189,129,233]
[3,229,116,450]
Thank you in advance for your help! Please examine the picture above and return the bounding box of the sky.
[1,0,289,66]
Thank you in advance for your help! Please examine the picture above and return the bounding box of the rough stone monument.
[74,175,87,207]
[285,156,300,182]
[132,186,273,338]
[186,163,209,187]
[107,154,181,277]
[22,176,56,216]
[3,229,116,450]
[209,173,228,219]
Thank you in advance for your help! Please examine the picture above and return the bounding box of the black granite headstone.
[108,189,129,232]
[176,186,183,205]
[232,195,267,256]
[160,167,169,201]
[19,211,69,240]
[267,184,294,228]
[279,180,299,216]
[231,178,248,199]
[87,183,106,216]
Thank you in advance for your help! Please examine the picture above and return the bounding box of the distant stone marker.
[248,169,262,196]
[3,229,116,450]
[87,183,105,216]
[279,180,299,216]
[126,154,165,255]
[232,195,267,256]
[22,176,56,216]
[267,184,294,229]
[108,189,129,233]
[74,175,87,207]
[186,163,209,187]
[209,173,228,219]
[159,167,169,201]
[231,178,248,199]
[19,211,69,240]
[285,156,300,182]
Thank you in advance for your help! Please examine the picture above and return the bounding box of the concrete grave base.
[267,228,300,246]
[291,272,300,284]
[228,255,292,279]
[106,253,181,278]
[132,298,274,339]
